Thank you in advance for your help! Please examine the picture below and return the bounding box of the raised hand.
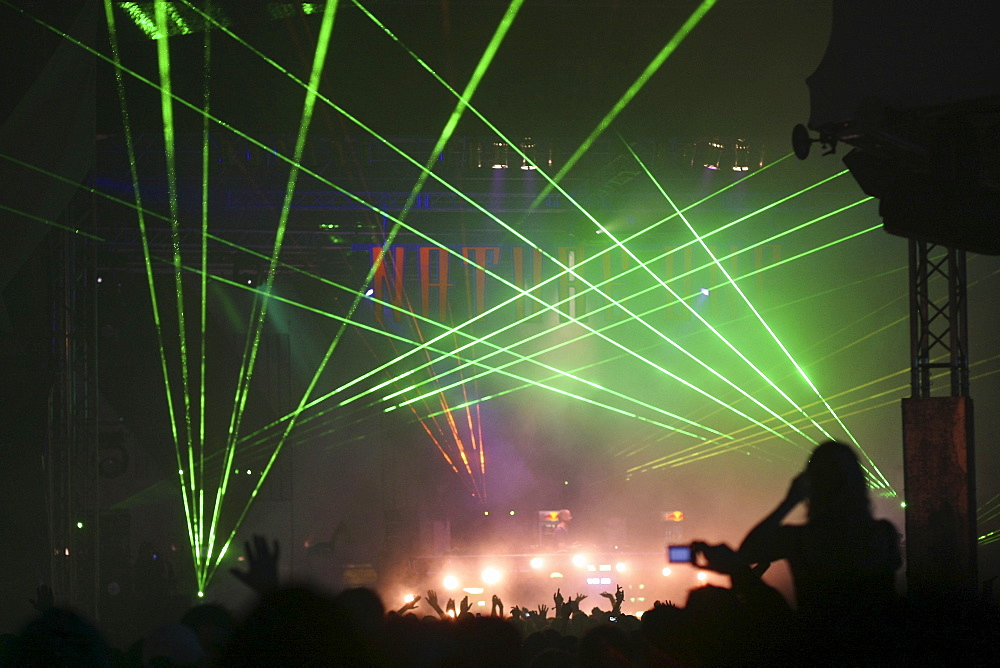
[426,589,446,619]
[553,588,564,615]
[692,541,747,575]
[537,603,549,619]
[230,535,280,593]
[426,589,440,608]
[446,598,456,617]
[29,583,54,612]
[492,593,504,617]
[397,595,421,614]
[785,472,810,506]
[599,587,623,614]
[600,590,616,610]
[459,595,471,616]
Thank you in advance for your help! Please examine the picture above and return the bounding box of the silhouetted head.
[805,441,871,524]
[558,509,572,523]
[15,608,112,666]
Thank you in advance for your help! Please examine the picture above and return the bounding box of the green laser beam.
[223,167,864,454]
[368,176,868,443]
[205,0,524,566]
[23,1,904,588]
[528,0,719,211]
[102,0,200,574]
[625,223,892,476]
[106,0,825,450]
[206,0,341,572]
[339,164,851,411]
[621,258,909,467]
[7,137,868,464]
[197,4,212,582]
[622,137,831,442]
[413,210,885,468]
[152,1,215,579]
[5,141,743,454]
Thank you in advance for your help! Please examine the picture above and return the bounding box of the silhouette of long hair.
[804,440,872,526]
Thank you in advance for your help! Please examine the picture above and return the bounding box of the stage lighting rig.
[491,141,509,169]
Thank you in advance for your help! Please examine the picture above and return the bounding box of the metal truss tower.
[903,239,977,601]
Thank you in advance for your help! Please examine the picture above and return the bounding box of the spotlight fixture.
[687,139,765,171]
[481,567,501,585]
[703,140,724,170]
[520,137,537,170]
[732,139,750,171]
[791,123,837,160]
[491,141,508,169]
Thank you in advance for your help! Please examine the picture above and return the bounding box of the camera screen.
[667,544,692,563]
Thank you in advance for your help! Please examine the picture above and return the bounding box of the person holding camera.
[738,440,902,656]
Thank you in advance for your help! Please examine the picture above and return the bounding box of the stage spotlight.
[481,567,501,585]
[463,587,485,595]
[732,138,750,171]
[520,137,537,170]
[615,562,627,573]
[572,554,587,568]
[491,141,508,169]
[662,567,673,577]
[403,594,416,604]
[791,123,836,160]
[443,575,460,590]
[704,140,724,170]
[550,572,564,578]
[530,557,544,569]
[696,571,708,582]
[791,123,815,160]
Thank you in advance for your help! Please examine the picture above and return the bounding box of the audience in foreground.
[5,443,997,665]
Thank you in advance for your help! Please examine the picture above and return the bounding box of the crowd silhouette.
[4,441,999,666]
